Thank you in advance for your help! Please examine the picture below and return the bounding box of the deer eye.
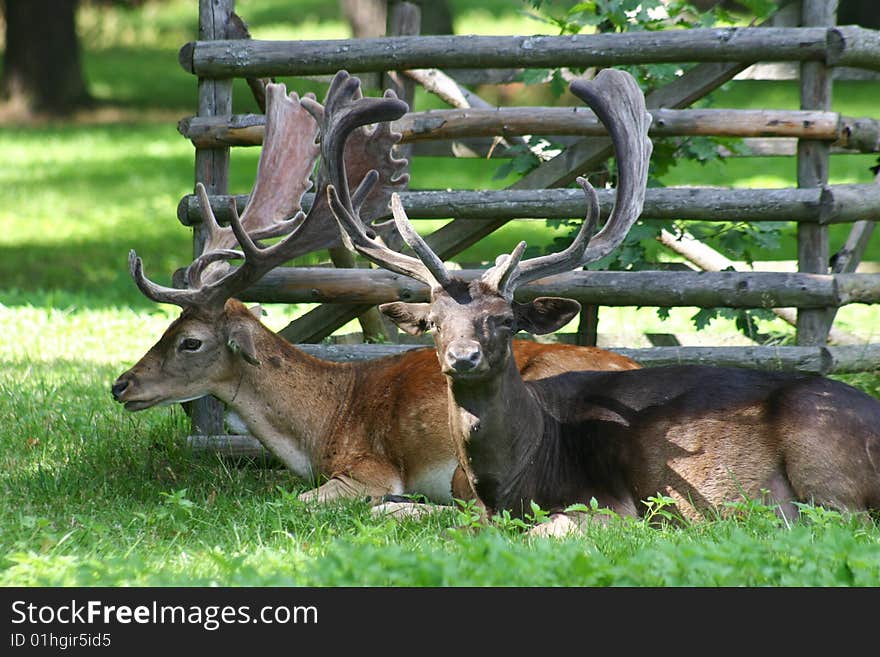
[498,316,515,329]
[179,338,203,352]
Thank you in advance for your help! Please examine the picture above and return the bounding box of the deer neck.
[446,353,543,510]
[211,326,354,480]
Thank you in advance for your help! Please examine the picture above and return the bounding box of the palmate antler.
[332,68,652,299]
[130,71,410,311]
[196,83,321,275]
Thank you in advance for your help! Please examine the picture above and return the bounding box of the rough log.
[290,343,880,374]
[839,115,880,152]
[611,344,880,373]
[178,108,858,149]
[404,68,470,108]
[729,137,862,157]
[828,26,880,71]
[186,434,279,461]
[657,228,859,345]
[796,0,836,346]
[177,27,880,78]
[177,184,880,226]
[189,0,234,437]
[239,268,880,308]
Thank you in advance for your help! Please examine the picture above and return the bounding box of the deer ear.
[248,304,265,319]
[226,322,260,366]
[513,297,581,335]
[379,302,432,335]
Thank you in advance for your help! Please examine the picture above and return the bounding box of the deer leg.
[298,458,404,504]
[529,493,640,538]
[373,466,489,523]
[370,500,449,520]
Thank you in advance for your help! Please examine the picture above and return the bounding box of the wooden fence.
[177,0,880,438]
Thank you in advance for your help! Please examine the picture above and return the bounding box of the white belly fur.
[407,459,458,504]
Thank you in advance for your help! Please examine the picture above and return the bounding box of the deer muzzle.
[444,340,486,376]
[111,378,129,401]
[111,373,156,411]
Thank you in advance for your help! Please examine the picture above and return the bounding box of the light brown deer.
[112,71,639,507]
[332,69,880,532]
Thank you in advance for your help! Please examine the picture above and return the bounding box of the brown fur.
[112,299,639,504]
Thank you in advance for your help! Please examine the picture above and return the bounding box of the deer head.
[112,72,409,410]
[330,69,652,382]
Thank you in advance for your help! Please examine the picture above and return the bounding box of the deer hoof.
[371,501,444,520]
[529,513,583,538]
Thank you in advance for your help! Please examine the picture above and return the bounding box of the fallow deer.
[332,68,880,532]
[111,71,639,507]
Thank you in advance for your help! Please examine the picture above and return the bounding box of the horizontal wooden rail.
[178,27,880,78]
[192,337,880,456]
[178,183,880,226]
[239,268,880,309]
[401,137,864,159]
[177,108,759,146]
[178,108,871,149]
[290,342,880,374]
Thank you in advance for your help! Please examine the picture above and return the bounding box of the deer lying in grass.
[332,68,880,533]
[111,72,638,507]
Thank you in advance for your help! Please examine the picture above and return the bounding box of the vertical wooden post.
[576,305,599,346]
[189,0,234,435]
[383,2,420,114]
[796,0,836,346]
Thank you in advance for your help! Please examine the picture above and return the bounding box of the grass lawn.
[1,0,879,587]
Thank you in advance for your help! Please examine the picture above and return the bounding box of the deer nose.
[111,379,129,401]
[445,341,483,373]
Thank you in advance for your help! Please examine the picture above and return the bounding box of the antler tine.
[185,248,243,290]
[487,178,599,296]
[194,181,227,250]
[329,186,446,288]
[194,194,321,309]
[389,194,452,286]
[129,250,198,307]
[497,69,651,295]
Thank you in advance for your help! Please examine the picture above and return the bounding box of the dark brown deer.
[112,71,639,507]
[332,69,880,532]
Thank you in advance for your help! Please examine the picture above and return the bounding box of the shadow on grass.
[0,235,190,310]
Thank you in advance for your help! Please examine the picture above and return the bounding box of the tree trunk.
[839,0,880,29]
[1,0,92,116]
[409,0,453,35]
[340,0,387,38]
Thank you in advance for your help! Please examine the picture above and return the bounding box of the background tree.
[340,0,453,37]
[1,0,91,116]
[1,0,148,117]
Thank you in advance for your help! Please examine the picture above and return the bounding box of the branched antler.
[131,71,410,312]
[333,68,652,301]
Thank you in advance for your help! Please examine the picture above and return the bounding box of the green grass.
[2,0,880,587]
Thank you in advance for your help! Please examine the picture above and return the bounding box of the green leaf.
[691,308,720,331]
[492,161,514,181]
[570,2,597,12]
[519,68,551,86]
[564,503,591,514]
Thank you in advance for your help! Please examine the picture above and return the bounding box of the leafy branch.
[509,0,786,341]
